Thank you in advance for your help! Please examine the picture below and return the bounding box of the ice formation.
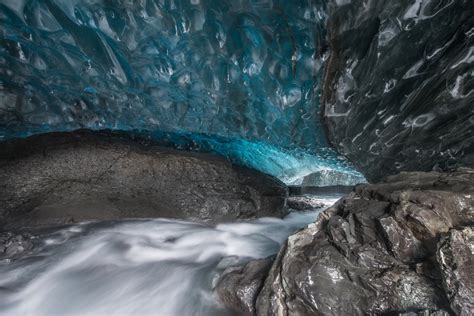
[0,0,365,184]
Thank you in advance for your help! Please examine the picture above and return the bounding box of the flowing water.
[0,196,340,316]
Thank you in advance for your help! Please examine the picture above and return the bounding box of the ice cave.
[0,0,367,184]
[0,0,473,315]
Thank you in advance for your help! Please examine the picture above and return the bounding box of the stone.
[0,130,288,229]
[0,232,35,261]
[254,169,473,315]
[288,185,354,196]
[216,258,273,316]
[286,196,325,211]
[379,216,427,264]
[437,227,474,315]
[322,0,474,182]
[299,169,365,186]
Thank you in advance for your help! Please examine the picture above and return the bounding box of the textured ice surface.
[0,0,364,183]
[136,130,366,184]
[322,0,473,182]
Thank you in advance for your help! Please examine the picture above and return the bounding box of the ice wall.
[322,0,473,182]
[0,0,365,184]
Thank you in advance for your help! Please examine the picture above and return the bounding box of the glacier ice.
[134,130,366,184]
[322,0,473,182]
[0,0,365,184]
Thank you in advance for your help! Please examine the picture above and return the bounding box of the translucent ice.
[0,0,365,183]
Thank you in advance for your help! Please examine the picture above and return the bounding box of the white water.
[0,196,340,316]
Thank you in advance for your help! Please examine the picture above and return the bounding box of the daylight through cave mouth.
[0,0,365,184]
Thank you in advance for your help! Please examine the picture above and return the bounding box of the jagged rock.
[254,169,473,315]
[216,258,273,316]
[286,196,325,210]
[0,232,35,261]
[322,0,474,182]
[379,216,427,264]
[437,227,474,315]
[0,131,288,229]
[288,185,354,196]
[399,311,450,316]
[300,169,365,186]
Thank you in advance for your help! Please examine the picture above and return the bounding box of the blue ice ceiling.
[0,0,365,184]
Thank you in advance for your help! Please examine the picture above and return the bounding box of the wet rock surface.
[256,168,474,315]
[288,184,354,196]
[0,232,35,261]
[300,169,365,186]
[216,258,273,316]
[322,0,474,182]
[219,169,473,315]
[286,196,325,211]
[0,130,288,229]
[437,227,474,315]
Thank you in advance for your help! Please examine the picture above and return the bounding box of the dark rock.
[399,310,450,316]
[255,169,473,315]
[379,216,427,264]
[216,258,273,316]
[300,169,365,186]
[0,130,288,229]
[322,0,474,182]
[287,196,325,210]
[288,185,354,196]
[437,227,474,315]
[0,232,35,261]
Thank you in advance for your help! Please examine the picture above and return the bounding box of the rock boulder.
[217,169,473,315]
[0,130,288,229]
